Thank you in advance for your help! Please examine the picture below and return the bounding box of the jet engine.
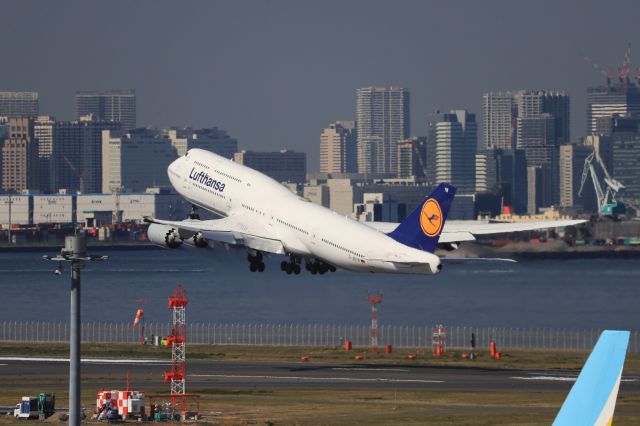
[147,223,183,248]
[185,231,208,248]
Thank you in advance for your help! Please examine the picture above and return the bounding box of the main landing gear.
[305,259,336,275]
[248,252,265,272]
[280,256,301,275]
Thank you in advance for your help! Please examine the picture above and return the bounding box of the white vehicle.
[14,397,38,419]
[146,149,584,275]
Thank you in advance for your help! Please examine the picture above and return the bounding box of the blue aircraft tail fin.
[387,183,456,253]
[553,330,630,426]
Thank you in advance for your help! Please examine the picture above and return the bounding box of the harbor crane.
[578,151,625,217]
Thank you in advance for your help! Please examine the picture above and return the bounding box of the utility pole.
[7,190,12,244]
[43,236,107,426]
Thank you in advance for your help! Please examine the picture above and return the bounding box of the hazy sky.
[2,0,640,171]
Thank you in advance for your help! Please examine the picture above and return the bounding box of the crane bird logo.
[419,198,443,237]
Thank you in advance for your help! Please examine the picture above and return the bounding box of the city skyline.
[2,0,640,171]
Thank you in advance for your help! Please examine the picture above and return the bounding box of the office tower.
[52,116,121,193]
[33,116,55,193]
[356,86,410,174]
[167,127,238,158]
[2,118,35,192]
[234,150,307,183]
[0,92,39,119]
[102,129,177,193]
[587,84,640,135]
[475,150,498,193]
[483,92,516,149]
[434,110,477,193]
[319,121,357,174]
[75,89,136,130]
[496,149,528,213]
[559,144,596,211]
[611,133,640,203]
[396,136,426,179]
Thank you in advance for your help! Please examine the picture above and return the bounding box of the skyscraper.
[75,89,137,130]
[483,90,570,158]
[167,127,238,158]
[319,121,357,174]
[234,150,307,183]
[33,116,55,193]
[435,110,477,193]
[52,116,121,193]
[102,128,177,193]
[559,144,596,212]
[587,84,640,135]
[0,92,39,119]
[396,137,426,179]
[356,87,409,175]
[482,92,516,149]
[2,118,36,192]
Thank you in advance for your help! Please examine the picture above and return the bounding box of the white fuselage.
[167,149,441,275]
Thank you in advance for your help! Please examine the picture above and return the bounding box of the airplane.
[145,148,585,275]
[554,330,630,426]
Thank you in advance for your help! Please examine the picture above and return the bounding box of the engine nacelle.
[184,231,208,248]
[147,223,183,248]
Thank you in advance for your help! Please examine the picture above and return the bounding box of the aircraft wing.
[144,216,286,255]
[364,219,586,244]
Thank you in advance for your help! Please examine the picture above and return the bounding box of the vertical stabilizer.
[553,330,630,426]
[387,183,456,253]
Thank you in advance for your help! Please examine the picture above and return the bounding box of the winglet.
[553,330,630,426]
[387,183,456,253]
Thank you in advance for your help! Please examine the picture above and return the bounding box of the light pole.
[43,236,107,426]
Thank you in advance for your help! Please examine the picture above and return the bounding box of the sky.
[2,0,640,171]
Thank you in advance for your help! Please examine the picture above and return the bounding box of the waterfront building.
[434,110,477,193]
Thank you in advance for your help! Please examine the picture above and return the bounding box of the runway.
[1,357,639,395]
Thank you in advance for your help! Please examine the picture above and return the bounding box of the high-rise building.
[234,150,307,183]
[0,92,39,119]
[587,84,640,135]
[102,129,177,193]
[52,116,121,193]
[2,118,36,192]
[612,133,640,203]
[483,90,569,150]
[33,116,55,193]
[435,110,477,193]
[475,149,498,193]
[396,137,426,179]
[75,89,137,130]
[559,144,596,211]
[319,121,357,174]
[167,127,238,159]
[482,92,516,149]
[356,86,409,175]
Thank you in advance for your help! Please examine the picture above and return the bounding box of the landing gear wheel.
[329,265,336,272]
[285,264,293,275]
[280,261,288,271]
[310,263,318,275]
[188,205,200,220]
[293,264,301,274]
[258,262,265,272]
[249,263,257,272]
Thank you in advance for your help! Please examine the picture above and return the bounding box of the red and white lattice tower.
[367,291,383,353]
[164,285,188,395]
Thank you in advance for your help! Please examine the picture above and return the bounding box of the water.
[0,247,638,330]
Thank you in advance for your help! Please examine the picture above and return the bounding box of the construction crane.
[578,151,625,217]
[62,156,86,194]
[584,56,613,86]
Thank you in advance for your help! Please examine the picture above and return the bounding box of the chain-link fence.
[0,321,637,353]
